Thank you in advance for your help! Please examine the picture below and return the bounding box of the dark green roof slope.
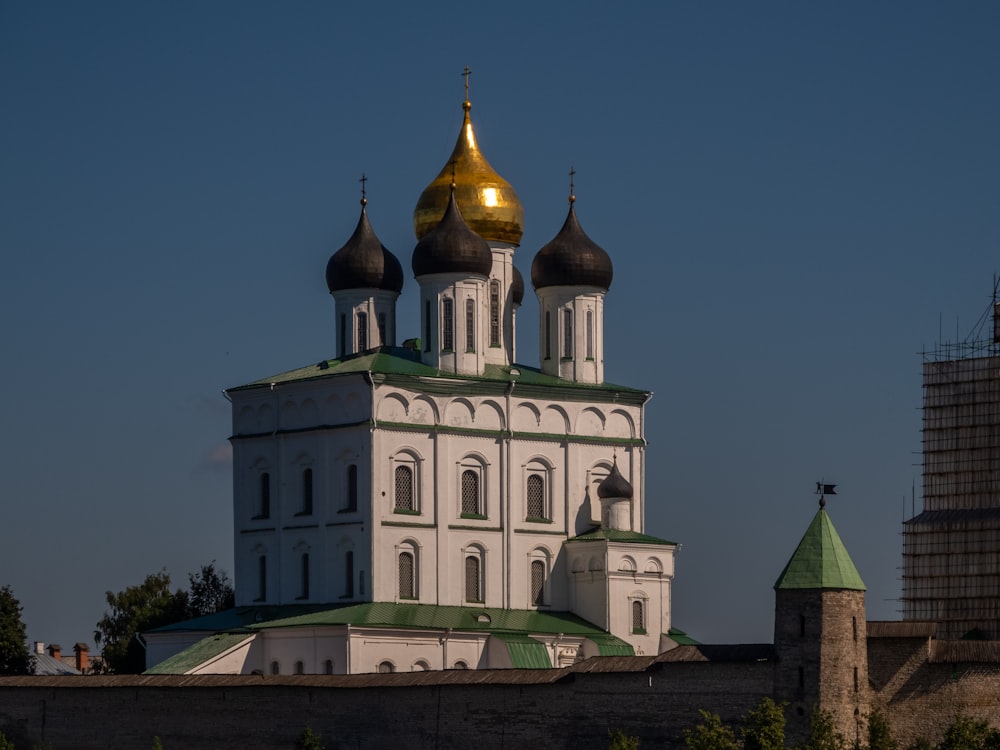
[774,509,865,591]
[145,633,253,675]
[227,346,648,403]
[566,528,677,546]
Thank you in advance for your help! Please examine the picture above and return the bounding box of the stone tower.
[774,503,869,745]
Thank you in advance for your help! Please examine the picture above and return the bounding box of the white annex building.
[145,86,686,675]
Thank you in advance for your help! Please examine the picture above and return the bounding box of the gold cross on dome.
[462,65,471,100]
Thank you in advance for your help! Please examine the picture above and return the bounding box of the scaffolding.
[902,289,1000,639]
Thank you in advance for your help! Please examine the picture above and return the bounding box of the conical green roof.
[774,508,866,590]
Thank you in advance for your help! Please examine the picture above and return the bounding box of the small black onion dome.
[511,265,525,306]
[531,203,613,291]
[326,205,404,294]
[412,190,493,278]
[597,460,633,500]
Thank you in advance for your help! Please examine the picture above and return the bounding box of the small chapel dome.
[413,97,524,246]
[511,265,525,307]
[411,188,493,278]
[597,460,633,500]
[531,199,613,291]
[326,201,404,294]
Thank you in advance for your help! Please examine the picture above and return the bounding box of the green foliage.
[683,710,739,750]
[296,727,325,750]
[906,740,933,750]
[799,706,846,750]
[741,698,786,750]
[938,716,1000,750]
[0,731,14,750]
[0,586,32,676]
[187,562,234,618]
[866,708,898,750]
[608,728,640,750]
[94,571,189,674]
[151,737,164,750]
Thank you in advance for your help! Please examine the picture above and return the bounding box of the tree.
[683,710,739,750]
[867,708,898,750]
[94,571,189,674]
[0,585,32,676]
[0,731,14,750]
[799,707,846,750]
[608,729,640,750]
[741,698,786,750]
[938,716,1000,750]
[187,562,234,618]
[296,727,325,750]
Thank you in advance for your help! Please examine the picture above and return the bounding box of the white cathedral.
[145,88,684,675]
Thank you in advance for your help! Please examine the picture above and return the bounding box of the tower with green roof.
[773,501,869,745]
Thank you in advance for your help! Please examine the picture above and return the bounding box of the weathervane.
[815,481,837,509]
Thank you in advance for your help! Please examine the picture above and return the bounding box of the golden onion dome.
[413,98,524,246]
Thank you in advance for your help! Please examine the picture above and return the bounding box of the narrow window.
[461,469,480,515]
[632,600,645,633]
[394,465,414,511]
[453,661,468,670]
[563,309,573,358]
[465,298,475,351]
[398,552,415,599]
[852,616,858,641]
[586,310,594,359]
[258,472,270,519]
[339,314,346,358]
[270,661,280,675]
[356,311,368,352]
[853,666,859,693]
[527,474,545,519]
[377,312,387,346]
[378,661,395,674]
[465,555,482,602]
[344,551,354,597]
[301,468,313,515]
[424,301,431,352]
[544,311,551,359]
[347,464,358,512]
[300,553,309,599]
[324,659,334,675]
[442,298,454,351]
[295,661,304,675]
[531,560,545,606]
[257,555,267,601]
[489,281,501,347]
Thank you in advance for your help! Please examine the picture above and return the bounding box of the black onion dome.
[511,265,525,306]
[326,206,404,294]
[412,190,493,278]
[531,204,613,291]
[597,460,633,500]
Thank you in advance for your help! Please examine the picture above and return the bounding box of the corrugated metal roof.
[866,621,937,638]
[31,653,80,676]
[145,633,255,675]
[655,644,775,663]
[665,626,700,646]
[929,640,1000,663]
[566,529,677,546]
[491,634,552,668]
[774,509,865,591]
[586,633,636,656]
[570,655,658,673]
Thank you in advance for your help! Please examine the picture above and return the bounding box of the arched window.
[257,472,271,519]
[394,465,414,511]
[294,660,304,675]
[256,555,267,602]
[465,555,482,603]
[301,468,313,515]
[489,280,501,347]
[270,660,280,675]
[526,474,545,520]
[452,660,468,670]
[531,560,546,606]
[356,311,368,351]
[378,312,387,346]
[344,550,354,597]
[378,661,395,674]
[586,310,594,359]
[563,308,573,358]
[324,659,334,675]
[413,660,430,672]
[347,464,358,512]
[465,298,475,351]
[442,298,454,351]
[632,600,645,634]
[299,553,310,600]
[461,469,480,515]
[398,551,416,599]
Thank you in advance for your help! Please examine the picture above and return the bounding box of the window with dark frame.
[563,308,573,358]
[300,553,309,599]
[301,468,313,515]
[632,600,644,633]
[395,465,414,511]
[465,298,475,351]
[586,310,594,359]
[489,281,500,347]
[527,474,545,519]
[465,555,481,602]
[347,464,358,512]
[357,311,368,351]
[530,560,545,605]
[378,312,386,346]
[442,298,454,351]
[344,550,354,597]
[258,472,271,519]
[398,551,415,599]
[461,469,480,515]
[257,555,267,601]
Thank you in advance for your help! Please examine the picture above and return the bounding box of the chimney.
[47,644,62,660]
[34,641,45,655]
[74,643,89,673]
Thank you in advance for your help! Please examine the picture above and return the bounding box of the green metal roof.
[587,633,637,656]
[145,633,254,675]
[774,508,866,591]
[491,633,552,668]
[227,346,649,404]
[665,626,700,646]
[566,528,677,546]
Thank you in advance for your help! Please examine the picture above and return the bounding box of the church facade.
[145,88,681,675]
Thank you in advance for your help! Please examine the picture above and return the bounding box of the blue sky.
[2,2,998,651]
